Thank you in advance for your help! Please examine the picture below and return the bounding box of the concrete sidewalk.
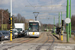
[53,33,75,44]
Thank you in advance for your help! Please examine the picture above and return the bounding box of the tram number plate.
[32,32,35,35]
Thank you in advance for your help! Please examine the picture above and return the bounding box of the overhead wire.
[27,0,35,11]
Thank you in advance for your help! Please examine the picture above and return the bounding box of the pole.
[61,20,64,41]
[61,12,62,24]
[66,6,67,34]
[47,18,49,32]
[61,12,63,41]
[58,12,61,40]
[54,16,56,34]
[2,11,3,30]
[69,0,71,37]
[10,0,12,41]
[35,16,37,21]
[59,13,60,27]
[66,0,69,42]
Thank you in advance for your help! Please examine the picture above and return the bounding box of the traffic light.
[9,18,11,24]
[62,20,64,26]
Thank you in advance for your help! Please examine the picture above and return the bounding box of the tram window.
[30,24,37,25]
[29,23,39,32]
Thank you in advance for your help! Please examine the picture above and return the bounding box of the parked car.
[18,31,22,37]
[24,30,28,36]
[15,28,25,37]
[1,31,10,40]
[0,31,4,41]
[9,29,22,37]
[12,29,18,38]
[0,30,16,41]
[8,31,15,39]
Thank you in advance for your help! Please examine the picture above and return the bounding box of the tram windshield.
[29,22,39,32]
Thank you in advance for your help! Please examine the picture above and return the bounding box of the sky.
[0,0,75,24]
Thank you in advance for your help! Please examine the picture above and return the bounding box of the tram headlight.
[29,33,30,34]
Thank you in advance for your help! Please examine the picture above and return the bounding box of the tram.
[27,21,41,37]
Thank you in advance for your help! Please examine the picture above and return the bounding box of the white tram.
[27,21,41,37]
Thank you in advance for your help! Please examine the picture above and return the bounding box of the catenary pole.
[59,12,60,27]
[66,0,69,42]
[61,12,62,24]
[69,0,71,37]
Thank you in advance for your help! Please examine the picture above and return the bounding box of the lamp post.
[10,0,12,41]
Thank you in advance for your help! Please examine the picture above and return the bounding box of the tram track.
[27,32,55,50]
[12,38,35,43]
[35,33,50,50]
[28,32,46,50]
[35,32,55,50]
[2,32,55,50]
[47,32,55,50]
[18,32,44,43]
[2,33,43,50]
[4,37,35,43]
[2,37,37,50]
[1,38,36,50]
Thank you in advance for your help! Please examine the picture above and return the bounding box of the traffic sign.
[65,18,71,24]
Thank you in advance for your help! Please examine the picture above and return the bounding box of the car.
[44,29,47,31]
[0,30,16,41]
[12,29,18,38]
[8,31,15,39]
[15,28,24,37]
[1,31,10,40]
[22,30,25,36]
[18,31,22,37]
[24,30,28,36]
[0,31,4,41]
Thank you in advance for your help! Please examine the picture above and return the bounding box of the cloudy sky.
[0,0,75,24]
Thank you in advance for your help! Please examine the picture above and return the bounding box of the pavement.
[0,43,75,50]
[53,33,75,44]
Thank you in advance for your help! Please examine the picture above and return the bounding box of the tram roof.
[29,21,39,22]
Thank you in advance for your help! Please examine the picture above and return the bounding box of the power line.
[27,0,35,11]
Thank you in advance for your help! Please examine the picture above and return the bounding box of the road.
[0,32,75,50]
[1,32,54,43]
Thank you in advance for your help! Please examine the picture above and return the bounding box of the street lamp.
[10,0,12,41]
